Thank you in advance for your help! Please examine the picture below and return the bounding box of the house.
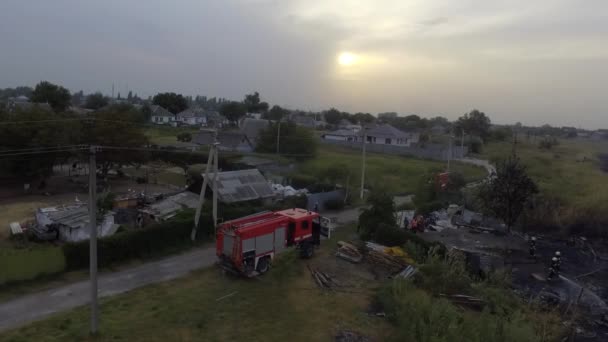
[240,118,271,146]
[204,111,229,128]
[205,169,274,203]
[591,130,608,141]
[247,112,263,120]
[150,105,175,125]
[193,130,254,152]
[176,108,207,126]
[140,191,199,223]
[338,119,361,132]
[7,96,53,113]
[356,124,420,147]
[322,129,358,142]
[430,124,447,135]
[292,115,316,129]
[34,204,117,242]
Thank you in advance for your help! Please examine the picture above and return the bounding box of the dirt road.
[0,247,216,331]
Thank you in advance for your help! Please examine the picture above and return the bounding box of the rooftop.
[207,169,274,203]
[142,191,199,220]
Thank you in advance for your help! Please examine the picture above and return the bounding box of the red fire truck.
[216,208,321,276]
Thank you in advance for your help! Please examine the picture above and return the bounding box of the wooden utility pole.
[192,130,219,240]
[461,129,465,159]
[360,126,367,199]
[88,145,98,335]
[276,121,281,155]
[447,130,452,172]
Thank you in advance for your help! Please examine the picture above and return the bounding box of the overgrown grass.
[144,126,199,146]
[381,245,564,342]
[0,246,65,285]
[481,139,608,234]
[0,227,392,342]
[299,146,487,195]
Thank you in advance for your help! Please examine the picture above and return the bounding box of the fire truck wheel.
[300,243,314,259]
[256,256,270,274]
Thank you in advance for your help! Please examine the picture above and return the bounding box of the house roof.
[293,115,315,127]
[193,131,251,149]
[324,129,357,137]
[142,191,199,220]
[39,204,90,229]
[206,169,274,203]
[362,124,411,138]
[176,109,206,119]
[150,105,173,117]
[240,118,271,142]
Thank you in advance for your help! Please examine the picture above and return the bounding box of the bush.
[0,246,66,285]
[63,209,211,270]
[324,198,345,210]
[289,173,317,189]
[373,224,407,246]
[468,136,484,154]
[177,132,192,142]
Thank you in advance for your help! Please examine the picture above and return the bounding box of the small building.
[356,124,419,147]
[35,204,117,242]
[150,105,175,125]
[140,191,199,222]
[206,169,274,203]
[321,129,358,142]
[193,130,254,152]
[240,118,271,146]
[176,108,207,126]
[292,115,316,129]
[591,130,608,141]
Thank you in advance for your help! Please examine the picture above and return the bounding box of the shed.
[140,191,199,222]
[35,204,116,242]
[206,169,274,203]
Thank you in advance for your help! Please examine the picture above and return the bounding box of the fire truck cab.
[216,208,321,276]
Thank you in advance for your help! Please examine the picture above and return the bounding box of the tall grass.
[0,246,66,285]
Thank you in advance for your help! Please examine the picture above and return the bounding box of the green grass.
[481,138,608,231]
[0,246,65,285]
[0,225,392,342]
[144,127,199,146]
[300,146,487,194]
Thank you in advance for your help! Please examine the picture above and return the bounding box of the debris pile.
[366,242,411,272]
[308,265,340,289]
[439,294,486,311]
[336,241,363,263]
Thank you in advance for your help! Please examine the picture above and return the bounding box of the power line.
[0,146,89,157]
[0,118,92,125]
[0,144,89,153]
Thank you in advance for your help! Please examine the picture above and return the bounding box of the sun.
[338,52,357,66]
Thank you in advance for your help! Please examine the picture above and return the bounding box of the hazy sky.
[1,0,606,128]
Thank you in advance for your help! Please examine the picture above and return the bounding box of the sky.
[0,0,607,128]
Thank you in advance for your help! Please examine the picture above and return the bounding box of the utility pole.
[447,130,452,172]
[191,130,219,240]
[461,129,465,159]
[360,126,367,199]
[88,145,98,335]
[276,121,281,155]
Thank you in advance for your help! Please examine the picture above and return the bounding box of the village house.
[150,105,175,125]
[34,204,117,242]
[321,129,358,142]
[176,108,207,126]
[193,130,254,152]
[355,124,420,147]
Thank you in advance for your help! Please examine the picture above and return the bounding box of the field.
[0,246,65,286]
[0,226,394,342]
[481,137,608,232]
[482,139,608,208]
[301,146,487,194]
[144,126,199,146]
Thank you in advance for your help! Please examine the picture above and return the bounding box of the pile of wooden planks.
[336,241,363,263]
[367,249,409,272]
[308,265,340,289]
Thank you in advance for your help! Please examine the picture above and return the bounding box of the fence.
[320,139,467,161]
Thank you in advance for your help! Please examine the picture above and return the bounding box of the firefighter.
[554,251,561,272]
[547,256,559,280]
[529,236,537,258]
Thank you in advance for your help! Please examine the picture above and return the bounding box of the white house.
[355,124,419,147]
[150,105,175,125]
[176,109,207,126]
[322,129,358,142]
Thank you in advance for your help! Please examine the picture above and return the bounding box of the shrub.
[323,198,345,210]
[63,209,211,270]
[289,173,317,189]
[373,224,407,246]
[176,132,192,142]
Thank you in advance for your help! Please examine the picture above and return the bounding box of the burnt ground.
[419,228,608,341]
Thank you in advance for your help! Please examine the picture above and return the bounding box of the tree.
[30,81,71,112]
[220,101,247,124]
[243,91,269,113]
[358,190,396,240]
[255,122,317,158]
[454,110,491,142]
[152,92,188,116]
[89,106,149,176]
[71,90,84,106]
[324,108,343,125]
[480,155,538,232]
[127,91,133,101]
[85,92,109,110]
[265,105,288,121]
[352,112,375,124]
